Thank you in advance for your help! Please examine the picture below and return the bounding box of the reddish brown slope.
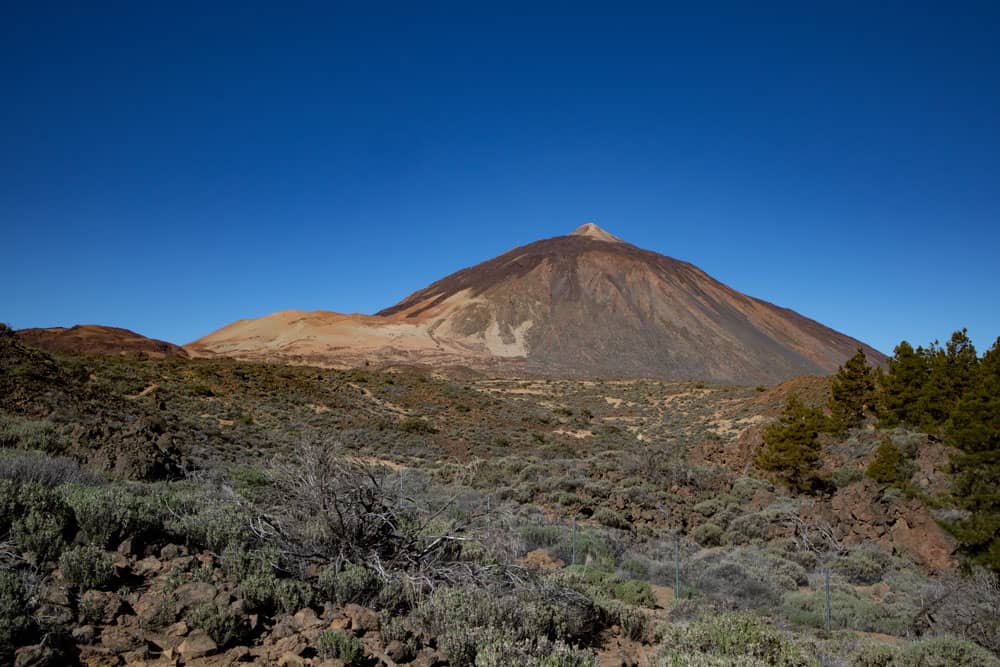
[18,325,188,358]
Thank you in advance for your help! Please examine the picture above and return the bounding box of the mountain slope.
[18,324,189,359]
[188,224,884,383]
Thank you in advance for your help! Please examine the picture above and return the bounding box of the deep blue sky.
[3,2,998,354]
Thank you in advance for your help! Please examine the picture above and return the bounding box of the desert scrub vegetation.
[410,584,600,664]
[651,612,816,666]
[58,544,115,589]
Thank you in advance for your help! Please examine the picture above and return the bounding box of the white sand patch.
[553,429,593,439]
[482,319,533,357]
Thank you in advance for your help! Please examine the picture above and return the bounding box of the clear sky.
[3,2,998,354]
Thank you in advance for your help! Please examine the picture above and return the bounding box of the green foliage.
[317,563,380,605]
[848,641,900,666]
[59,545,115,590]
[878,330,980,432]
[755,395,826,493]
[652,612,816,666]
[878,341,932,428]
[185,602,246,648]
[866,439,910,488]
[3,482,73,562]
[521,524,614,569]
[592,507,628,529]
[945,337,1000,570]
[237,572,313,615]
[62,483,161,548]
[0,413,60,452]
[832,546,892,585]
[399,416,437,434]
[830,349,877,429]
[921,329,980,427]
[900,635,1000,666]
[473,636,598,666]
[0,568,34,660]
[781,583,914,635]
[553,565,655,607]
[692,523,723,547]
[411,585,599,664]
[316,630,364,664]
[164,488,257,553]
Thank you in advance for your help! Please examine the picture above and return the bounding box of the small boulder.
[343,603,379,634]
[386,639,415,663]
[14,644,58,667]
[277,653,306,667]
[80,589,128,625]
[177,629,217,659]
[292,607,321,629]
[173,582,217,612]
[100,624,145,653]
[72,624,97,644]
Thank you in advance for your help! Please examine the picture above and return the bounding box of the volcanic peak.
[569,223,624,244]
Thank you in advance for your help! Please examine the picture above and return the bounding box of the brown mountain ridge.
[187,224,884,384]
[17,324,189,359]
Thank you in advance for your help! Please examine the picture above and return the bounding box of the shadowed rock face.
[189,224,885,383]
[18,325,189,359]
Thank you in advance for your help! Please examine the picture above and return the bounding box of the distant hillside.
[18,324,188,358]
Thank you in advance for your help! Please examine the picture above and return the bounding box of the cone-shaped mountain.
[189,225,884,383]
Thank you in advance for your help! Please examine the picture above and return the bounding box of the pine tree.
[946,337,1000,571]
[866,438,908,487]
[921,329,979,427]
[755,394,826,493]
[829,348,876,430]
[878,341,930,427]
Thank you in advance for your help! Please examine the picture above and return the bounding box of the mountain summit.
[188,226,884,383]
[569,223,624,243]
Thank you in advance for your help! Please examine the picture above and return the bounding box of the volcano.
[187,224,884,383]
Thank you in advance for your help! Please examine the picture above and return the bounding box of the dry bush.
[255,441,522,589]
[912,568,1000,654]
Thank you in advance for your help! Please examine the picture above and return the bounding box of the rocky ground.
[2,332,998,666]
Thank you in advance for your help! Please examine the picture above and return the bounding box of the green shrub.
[553,565,655,607]
[0,449,99,486]
[693,523,723,547]
[185,602,246,648]
[848,641,900,666]
[521,524,614,569]
[828,467,865,490]
[652,612,815,666]
[832,547,891,585]
[237,573,312,615]
[0,414,59,451]
[412,585,599,664]
[12,508,67,562]
[219,545,280,581]
[4,482,72,561]
[0,569,34,660]
[593,507,628,529]
[168,497,256,553]
[900,635,1000,666]
[689,550,789,609]
[781,585,914,635]
[62,483,161,548]
[472,634,598,666]
[316,630,363,664]
[399,416,437,434]
[866,440,910,488]
[59,545,115,590]
[317,563,380,605]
